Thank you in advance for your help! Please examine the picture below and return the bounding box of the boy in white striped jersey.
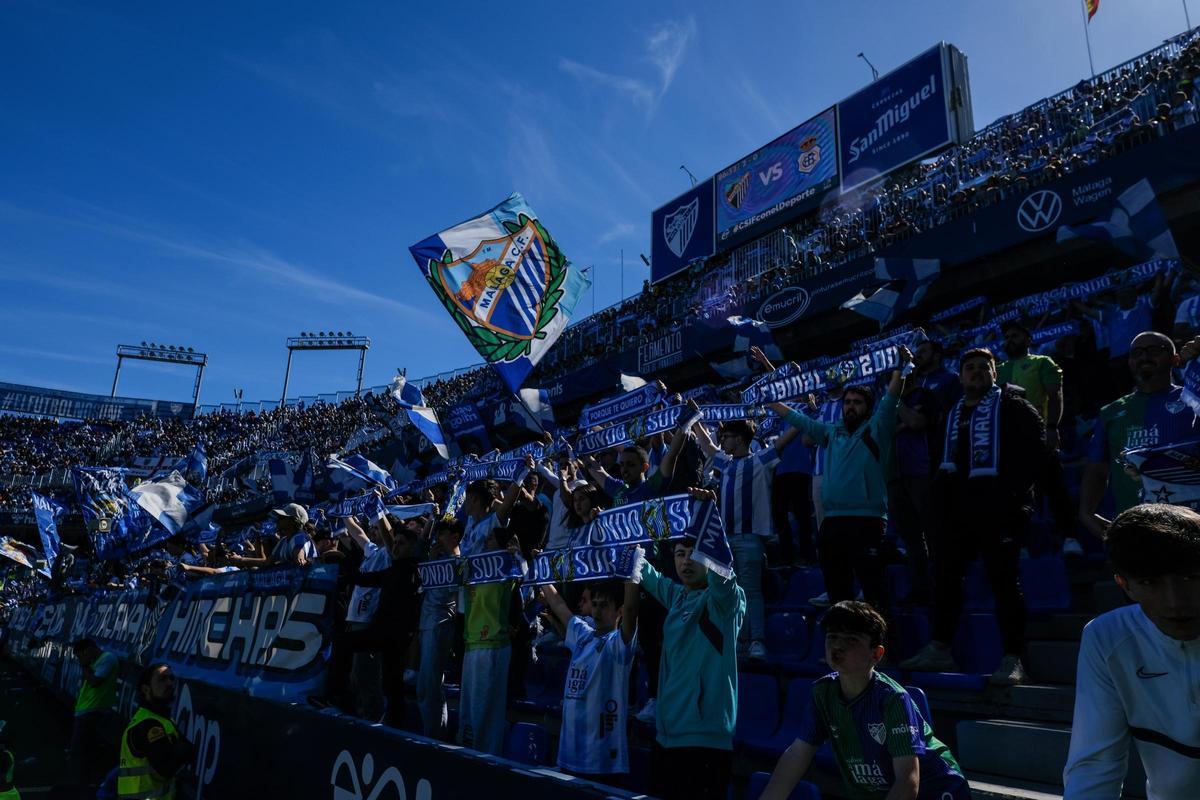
[539,578,640,782]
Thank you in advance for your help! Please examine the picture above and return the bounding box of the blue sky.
[0,0,1189,404]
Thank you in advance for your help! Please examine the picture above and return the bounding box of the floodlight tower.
[112,342,208,410]
[280,331,372,403]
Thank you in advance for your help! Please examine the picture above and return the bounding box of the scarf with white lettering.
[527,544,646,585]
[1182,361,1200,418]
[941,384,1002,477]
[418,549,528,592]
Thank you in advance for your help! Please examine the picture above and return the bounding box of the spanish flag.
[1084,0,1100,21]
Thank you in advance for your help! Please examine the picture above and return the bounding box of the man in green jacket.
[770,347,910,615]
[642,495,746,800]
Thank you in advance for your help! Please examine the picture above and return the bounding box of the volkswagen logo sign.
[1016,190,1063,233]
[757,286,811,328]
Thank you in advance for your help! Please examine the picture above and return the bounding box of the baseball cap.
[271,503,309,525]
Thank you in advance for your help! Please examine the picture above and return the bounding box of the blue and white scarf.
[527,544,646,585]
[417,549,529,592]
[940,385,1003,477]
[1182,361,1200,418]
[579,382,664,430]
[328,493,386,522]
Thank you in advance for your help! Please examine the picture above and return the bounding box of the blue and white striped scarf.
[940,385,1003,478]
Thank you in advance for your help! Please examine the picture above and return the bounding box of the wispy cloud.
[0,201,436,320]
[596,222,638,246]
[559,16,696,120]
[0,344,110,366]
[558,59,656,111]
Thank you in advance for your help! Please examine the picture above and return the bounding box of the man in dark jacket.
[900,347,1044,685]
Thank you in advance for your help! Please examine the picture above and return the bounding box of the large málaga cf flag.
[409,193,591,393]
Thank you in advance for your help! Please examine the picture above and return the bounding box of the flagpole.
[1185,0,1193,31]
[1079,0,1096,79]
[620,249,625,300]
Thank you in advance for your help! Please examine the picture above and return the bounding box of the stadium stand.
[4,25,1200,800]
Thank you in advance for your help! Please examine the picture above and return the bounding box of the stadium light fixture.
[113,341,209,411]
[281,330,372,402]
[679,164,698,187]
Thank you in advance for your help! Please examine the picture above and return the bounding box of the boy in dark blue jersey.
[759,602,971,800]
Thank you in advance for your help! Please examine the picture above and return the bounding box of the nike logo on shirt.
[1136,666,1168,679]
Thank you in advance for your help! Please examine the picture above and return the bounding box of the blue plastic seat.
[734,673,781,746]
[903,685,932,729]
[504,721,552,765]
[628,746,653,793]
[744,770,822,800]
[765,612,809,670]
[515,656,565,713]
[906,613,1003,691]
[962,560,995,611]
[885,563,911,604]
[772,568,826,611]
[794,621,831,676]
[1020,555,1071,612]
[742,677,813,758]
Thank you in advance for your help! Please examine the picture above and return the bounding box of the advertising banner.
[838,44,951,192]
[0,382,194,421]
[650,178,716,284]
[715,106,839,248]
[637,324,687,374]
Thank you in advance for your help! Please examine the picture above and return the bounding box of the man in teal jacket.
[642,500,746,800]
[769,347,911,615]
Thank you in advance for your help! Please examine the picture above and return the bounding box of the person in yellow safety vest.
[117,664,194,800]
[70,638,121,792]
[0,720,19,800]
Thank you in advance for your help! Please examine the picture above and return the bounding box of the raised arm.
[495,470,527,526]
[620,578,640,645]
[771,423,803,454]
[344,515,373,552]
[538,582,574,630]
[658,408,698,480]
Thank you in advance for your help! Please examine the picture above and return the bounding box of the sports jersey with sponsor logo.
[711,448,781,537]
[1088,386,1199,513]
[1064,604,1200,800]
[997,354,1062,421]
[557,616,637,775]
[799,672,968,800]
[346,542,392,624]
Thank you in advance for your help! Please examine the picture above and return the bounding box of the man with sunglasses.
[1079,332,1200,539]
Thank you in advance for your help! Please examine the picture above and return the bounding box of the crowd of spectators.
[3,30,1200,800]
[531,29,1200,380]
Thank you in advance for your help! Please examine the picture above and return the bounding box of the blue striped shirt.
[711,448,781,537]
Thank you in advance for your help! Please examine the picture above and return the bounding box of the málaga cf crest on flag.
[409,193,590,393]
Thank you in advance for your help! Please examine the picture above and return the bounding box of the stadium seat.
[744,770,822,800]
[772,568,826,611]
[892,610,933,662]
[962,560,995,611]
[885,564,911,604]
[1020,556,1071,613]
[734,673,781,746]
[628,746,653,793]
[742,677,813,758]
[504,721,552,766]
[906,613,1004,692]
[515,656,566,713]
[904,685,933,729]
[765,612,809,670]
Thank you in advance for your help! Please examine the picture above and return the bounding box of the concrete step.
[957,719,1071,786]
[957,719,1146,793]
[1005,684,1075,722]
[1092,580,1129,614]
[965,772,1064,800]
[1024,613,1090,642]
[1024,640,1080,685]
